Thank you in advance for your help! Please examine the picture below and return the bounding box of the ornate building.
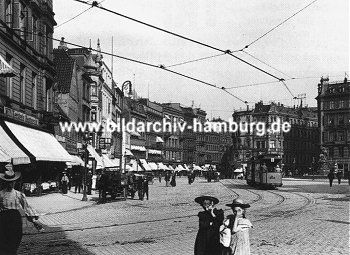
[316,76,350,177]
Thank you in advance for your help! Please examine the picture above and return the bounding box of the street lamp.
[81,131,90,201]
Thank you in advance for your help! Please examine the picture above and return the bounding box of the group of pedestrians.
[327,168,343,187]
[194,195,252,255]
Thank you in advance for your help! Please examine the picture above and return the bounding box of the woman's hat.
[0,163,21,182]
[195,195,219,205]
[226,198,250,208]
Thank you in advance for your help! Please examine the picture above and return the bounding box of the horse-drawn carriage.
[97,169,128,201]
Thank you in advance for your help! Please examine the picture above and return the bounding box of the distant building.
[139,98,164,163]
[316,76,350,177]
[193,108,207,166]
[232,101,319,175]
[162,103,184,165]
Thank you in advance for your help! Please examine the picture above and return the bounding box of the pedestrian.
[0,165,43,254]
[87,170,93,195]
[188,173,192,184]
[194,195,224,255]
[327,170,335,187]
[336,170,342,185]
[61,172,69,194]
[165,171,170,187]
[74,170,82,193]
[221,199,253,255]
[158,173,162,183]
[143,177,149,200]
[170,172,176,187]
[137,176,144,200]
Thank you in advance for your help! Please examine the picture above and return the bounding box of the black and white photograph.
[0,0,349,254]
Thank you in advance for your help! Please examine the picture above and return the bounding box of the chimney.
[58,37,68,50]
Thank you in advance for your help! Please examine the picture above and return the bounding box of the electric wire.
[242,0,319,49]
[56,0,106,29]
[241,50,294,79]
[166,53,226,68]
[71,0,284,82]
[0,25,247,104]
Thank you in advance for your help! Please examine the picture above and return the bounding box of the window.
[44,78,53,111]
[329,147,334,158]
[339,100,344,108]
[19,64,26,104]
[31,72,37,109]
[269,141,276,149]
[339,147,344,158]
[338,131,344,141]
[330,101,334,109]
[5,53,13,98]
[256,141,260,149]
[19,1,28,40]
[5,0,13,27]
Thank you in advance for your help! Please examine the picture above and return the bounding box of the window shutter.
[13,2,20,29]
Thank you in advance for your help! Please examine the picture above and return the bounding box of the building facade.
[232,101,319,175]
[316,77,350,177]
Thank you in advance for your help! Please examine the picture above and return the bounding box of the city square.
[18,177,349,255]
[0,0,349,254]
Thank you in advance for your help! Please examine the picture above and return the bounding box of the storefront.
[0,120,72,195]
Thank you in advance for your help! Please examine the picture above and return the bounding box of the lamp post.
[81,131,90,201]
[120,81,132,173]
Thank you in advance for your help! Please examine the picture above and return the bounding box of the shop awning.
[156,136,164,143]
[193,164,202,171]
[175,165,186,171]
[0,54,15,77]
[131,145,146,151]
[129,159,142,172]
[184,164,190,171]
[124,148,133,156]
[234,168,243,173]
[5,121,70,162]
[87,145,104,169]
[102,154,119,168]
[0,125,30,165]
[148,149,162,155]
[140,159,152,171]
[0,148,11,163]
[70,155,84,166]
[130,131,141,137]
[148,162,158,170]
[157,162,169,170]
[167,165,175,171]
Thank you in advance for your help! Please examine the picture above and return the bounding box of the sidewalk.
[26,190,99,215]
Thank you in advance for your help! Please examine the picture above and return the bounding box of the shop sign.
[4,107,39,126]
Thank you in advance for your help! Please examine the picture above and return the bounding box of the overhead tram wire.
[72,0,284,82]
[1,26,247,104]
[241,50,294,79]
[242,0,319,50]
[166,53,226,68]
[56,0,106,29]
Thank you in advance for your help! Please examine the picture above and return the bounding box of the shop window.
[339,147,344,158]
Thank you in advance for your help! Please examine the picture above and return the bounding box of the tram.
[246,153,283,189]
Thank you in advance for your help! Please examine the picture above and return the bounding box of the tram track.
[21,180,316,253]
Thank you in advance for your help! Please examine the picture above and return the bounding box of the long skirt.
[62,181,68,194]
[0,209,23,255]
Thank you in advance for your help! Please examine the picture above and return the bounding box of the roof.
[53,49,75,94]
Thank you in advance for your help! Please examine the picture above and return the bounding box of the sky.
[53,0,349,119]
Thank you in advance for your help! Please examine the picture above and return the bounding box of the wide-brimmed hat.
[226,198,250,208]
[195,195,219,205]
[0,164,21,182]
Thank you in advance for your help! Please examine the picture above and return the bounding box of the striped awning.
[157,162,169,170]
[0,125,31,165]
[5,121,72,162]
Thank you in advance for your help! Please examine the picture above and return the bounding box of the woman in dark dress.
[170,173,176,187]
[194,195,224,255]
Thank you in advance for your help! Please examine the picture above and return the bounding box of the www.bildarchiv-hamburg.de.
[59,118,291,137]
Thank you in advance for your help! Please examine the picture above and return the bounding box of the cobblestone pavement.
[18,177,349,255]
